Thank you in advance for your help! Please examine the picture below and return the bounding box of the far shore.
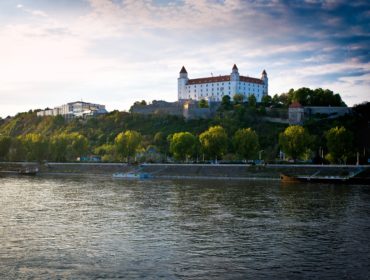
[1,162,369,181]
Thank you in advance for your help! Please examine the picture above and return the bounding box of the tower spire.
[180,66,187,74]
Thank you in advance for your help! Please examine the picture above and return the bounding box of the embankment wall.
[1,162,369,180]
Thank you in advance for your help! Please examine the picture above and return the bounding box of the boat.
[281,168,370,185]
[19,167,39,176]
[112,172,152,179]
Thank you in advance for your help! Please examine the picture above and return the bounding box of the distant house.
[37,101,107,119]
[288,101,305,124]
[289,101,351,124]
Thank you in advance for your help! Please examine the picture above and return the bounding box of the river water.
[0,176,369,279]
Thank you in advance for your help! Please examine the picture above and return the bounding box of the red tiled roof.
[187,75,230,85]
[239,76,264,84]
[187,75,264,85]
[289,101,303,108]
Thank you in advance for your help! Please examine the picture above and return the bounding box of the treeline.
[264,87,346,107]
[0,88,368,164]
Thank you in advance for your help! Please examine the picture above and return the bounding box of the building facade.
[178,64,268,102]
[37,101,107,118]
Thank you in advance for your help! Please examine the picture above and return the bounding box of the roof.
[187,75,230,85]
[289,101,303,108]
[239,76,264,84]
[180,66,187,74]
[262,69,267,75]
[232,64,238,71]
[187,75,264,85]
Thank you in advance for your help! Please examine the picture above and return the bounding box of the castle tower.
[178,66,189,100]
[261,69,268,95]
[230,64,240,97]
[230,64,240,81]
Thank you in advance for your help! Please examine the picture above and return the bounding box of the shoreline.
[1,162,369,181]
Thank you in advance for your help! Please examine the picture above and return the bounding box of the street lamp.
[258,150,264,161]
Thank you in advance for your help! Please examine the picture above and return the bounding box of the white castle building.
[37,101,107,118]
[178,64,268,102]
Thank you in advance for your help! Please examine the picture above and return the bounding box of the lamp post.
[258,150,264,161]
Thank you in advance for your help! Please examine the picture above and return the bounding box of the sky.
[0,0,369,117]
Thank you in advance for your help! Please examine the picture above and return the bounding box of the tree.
[49,133,69,162]
[69,133,89,159]
[199,125,228,161]
[21,133,49,162]
[169,132,197,161]
[115,130,142,163]
[94,143,118,162]
[279,125,312,161]
[221,95,232,110]
[0,136,12,160]
[261,95,272,107]
[198,99,209,108]
[248,94,257,108]
[325,126,353,164]
[233,94,244,104]
[154,132,168,155]
[233,128,259,160]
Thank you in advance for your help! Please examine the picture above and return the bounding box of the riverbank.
[1,162,369,181]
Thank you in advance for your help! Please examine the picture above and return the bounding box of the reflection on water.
[0,176,369,279]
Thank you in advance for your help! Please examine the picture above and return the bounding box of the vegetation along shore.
[0,88,369,167]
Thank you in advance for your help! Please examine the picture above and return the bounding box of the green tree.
[233,128,259,160]
[279,125,312,161]
[233,94,244,104]
[94,143,116,162]
[261,95,272,107]
[115,130,142,163]
[169,132,197,161]
[50,133,69,162]
[199,125,228,161]
[69,133,89,159]
[198,99,209,108]
[248,94,257,108]
[0,136,12,160]
[21,133,49,162]
[154,132,168,155]
[325,126,353,164]
[221,95,232,110]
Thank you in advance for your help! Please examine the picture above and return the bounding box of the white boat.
[112,172,152,179]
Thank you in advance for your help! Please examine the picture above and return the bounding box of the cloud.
[0,0,369,117]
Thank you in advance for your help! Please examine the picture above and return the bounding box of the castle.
[178,64,268,102]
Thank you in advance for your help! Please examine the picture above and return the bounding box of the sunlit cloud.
[0,0,369,117]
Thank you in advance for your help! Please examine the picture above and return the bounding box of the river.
[0,176,369,279]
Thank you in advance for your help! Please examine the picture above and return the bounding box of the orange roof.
[187,75,263,85]
[240,76,264,84]
[187,75,230,85]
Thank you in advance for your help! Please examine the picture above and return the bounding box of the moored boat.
[112,172,152,179]
[19,167,39,176]
[280,172,370,185]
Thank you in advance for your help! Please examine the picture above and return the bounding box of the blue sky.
[0,0,369,117]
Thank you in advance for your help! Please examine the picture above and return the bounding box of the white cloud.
[0,0,369,117]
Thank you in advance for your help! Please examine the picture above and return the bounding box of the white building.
[37,101,107,118]
[178,64,268,102]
